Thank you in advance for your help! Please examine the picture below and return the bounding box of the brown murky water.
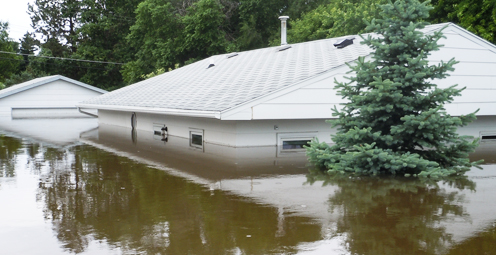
[0,119,495,255]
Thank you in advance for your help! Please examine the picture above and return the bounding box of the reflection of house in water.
[81,124,496,252]
[0,118,99,148]
[82,124,341,221]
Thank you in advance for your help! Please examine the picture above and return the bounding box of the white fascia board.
[56,75,108,94]
[0,76,54,99]
[220,62,361,120]
[0,75,107,100]
[443,23,496,54]
[77,103,221,119]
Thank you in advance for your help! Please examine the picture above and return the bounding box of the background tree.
[25,0,140,90]
[123,0,233,84]
[0,22,22,85]
[28,0,82,55]
[71,0,142,90]
[18,32,40,72]
[430,0,496,44]
[306,0,481,178]
[288,0,386,43]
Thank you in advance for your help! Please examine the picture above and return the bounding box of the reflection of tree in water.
[37,144,322,254]
[307,171,476,255]
[0,135,23,178]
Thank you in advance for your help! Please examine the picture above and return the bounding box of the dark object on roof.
[277,45,292,52]
[333,38,355,49]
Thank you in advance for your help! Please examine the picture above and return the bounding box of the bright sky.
[0,0,34,42]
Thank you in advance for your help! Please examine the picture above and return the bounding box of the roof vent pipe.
[279,16,289,45]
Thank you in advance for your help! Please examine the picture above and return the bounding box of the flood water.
[1,119,495,255]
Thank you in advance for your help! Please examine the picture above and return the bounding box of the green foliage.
[123,0,329,84]
[18,32,40,72]
[429,0,496,44]
[288,0,387,43]
[2,70,44,88]
[0,22,22,83]
[28,0,82,54]
[142,68,167,80]
[74,0,142,90]
[26,0,141,90]
[306,0,481,178]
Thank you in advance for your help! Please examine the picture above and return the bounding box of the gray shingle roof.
[81,37,371,112]
[80,24,449,112]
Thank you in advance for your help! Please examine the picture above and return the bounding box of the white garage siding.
[11,107,89,119]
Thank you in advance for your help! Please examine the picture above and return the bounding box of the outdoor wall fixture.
[161,125,168,142]
[131,112,137,129]
[333,38,355,49]
[274,125,279,130]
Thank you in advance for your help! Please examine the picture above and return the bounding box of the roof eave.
[0,75,107,100]
[77,103,221,119]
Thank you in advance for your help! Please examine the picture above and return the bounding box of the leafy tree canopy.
[122,0,329,84]
[288,0,387,44]
[429,0,496,44]
[0,22,22,84]
[306,0,481,178]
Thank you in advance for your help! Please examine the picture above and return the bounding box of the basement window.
[282,140,312,150]
[277,132,316,155]
[190,128,204,149]
[480,132,496,142]
[482,135,496,140]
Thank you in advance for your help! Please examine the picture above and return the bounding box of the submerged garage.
[0,75,106,119]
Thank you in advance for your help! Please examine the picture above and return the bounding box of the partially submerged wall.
[99,109,496,148]
[98,110,334,147]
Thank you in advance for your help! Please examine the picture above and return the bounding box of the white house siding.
[99,109,334,147]
[0,80,103,118]
[99,110,494,147]
[250,29,496,120]
[431,29,496,116]
[99,110,238,147]
[234,119,334,147]
[250,71,348,120]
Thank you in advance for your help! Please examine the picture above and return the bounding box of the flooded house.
[0,75,106,119]
[77,22,496,149]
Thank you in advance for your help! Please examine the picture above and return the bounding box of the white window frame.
[189,128,204,150]
[480,131,496,142]
[276,132,316,156]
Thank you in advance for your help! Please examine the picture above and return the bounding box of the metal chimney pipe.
[279,16,289,45]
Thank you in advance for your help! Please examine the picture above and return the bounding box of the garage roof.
[0,75,107,100]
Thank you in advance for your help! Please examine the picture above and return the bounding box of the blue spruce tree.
[306,0,481,178]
